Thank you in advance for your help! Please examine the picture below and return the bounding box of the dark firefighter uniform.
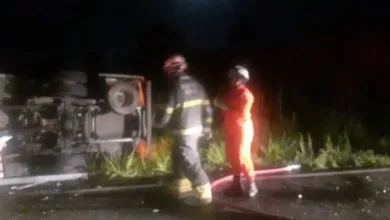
[154,72,213,206]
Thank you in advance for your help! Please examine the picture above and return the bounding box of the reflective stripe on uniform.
[157,104,175,114]
[161,99,208,114]
[165,178,192,188]
[172,126,203,135]
[165,178,193,198]
[203,117,212,124]
[165,107,174,114]
[176,99,204,109]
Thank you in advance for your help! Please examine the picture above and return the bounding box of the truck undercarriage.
[0,71,152,179]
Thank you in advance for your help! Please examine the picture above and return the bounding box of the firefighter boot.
[165,178,194,200]
[224,175,245,197]
[247,177,258,197]
[182,183,213,206]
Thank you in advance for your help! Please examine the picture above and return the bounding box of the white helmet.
[229,65,250,81]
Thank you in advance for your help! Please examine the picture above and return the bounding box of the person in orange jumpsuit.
[214,65,258,197]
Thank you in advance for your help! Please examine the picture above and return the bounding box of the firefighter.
[154,54,213,206]
[213,65,258,197]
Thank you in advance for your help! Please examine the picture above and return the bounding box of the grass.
[201,132,228,171]
[86,132,390,179]
[85,136,174,178]
[261,131,390,170]
[85,109,390,179]
[86,134,229,179]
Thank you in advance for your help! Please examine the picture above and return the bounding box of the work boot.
[224,175,245,197]
[182,182,213,207]
[165,178,194,199]
[246,177,258,197]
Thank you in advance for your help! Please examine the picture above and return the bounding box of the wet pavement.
[0,183,280,220]
[2,169,390,219]
[215,170,390,220]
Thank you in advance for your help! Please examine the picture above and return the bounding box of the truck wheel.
[55,84,88,97]
[107,81,138,115]
[55,70,87,84]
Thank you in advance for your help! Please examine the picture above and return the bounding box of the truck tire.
[55,84,88,98]
[107,81,138,115]
[55,70,87,84]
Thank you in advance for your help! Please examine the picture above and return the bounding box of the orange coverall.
[220,84,255,178]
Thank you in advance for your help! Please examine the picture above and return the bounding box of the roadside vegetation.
[86,110,390,179]
[86,92,390,178]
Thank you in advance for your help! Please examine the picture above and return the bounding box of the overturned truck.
[0,71,152,178]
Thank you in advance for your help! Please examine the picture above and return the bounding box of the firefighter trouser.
[224,120,255,177]
[171,134,209,187]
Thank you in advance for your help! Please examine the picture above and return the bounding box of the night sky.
[0,0,389,132]
[0,1,389,74]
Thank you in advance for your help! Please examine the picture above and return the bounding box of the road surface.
[2,169,390,219]
[214,169,390,220]
[0,181,282,220]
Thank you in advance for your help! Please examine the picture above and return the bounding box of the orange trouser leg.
[225,133,241,176]
[225,121,255,177]
[240,122,255,177]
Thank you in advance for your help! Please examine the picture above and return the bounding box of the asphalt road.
[0,181,282,220]
[2,169,390,220]
[214,170,390,220]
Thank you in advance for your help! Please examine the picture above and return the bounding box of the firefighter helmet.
[163,54,188,74]
[229,65,250,81]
